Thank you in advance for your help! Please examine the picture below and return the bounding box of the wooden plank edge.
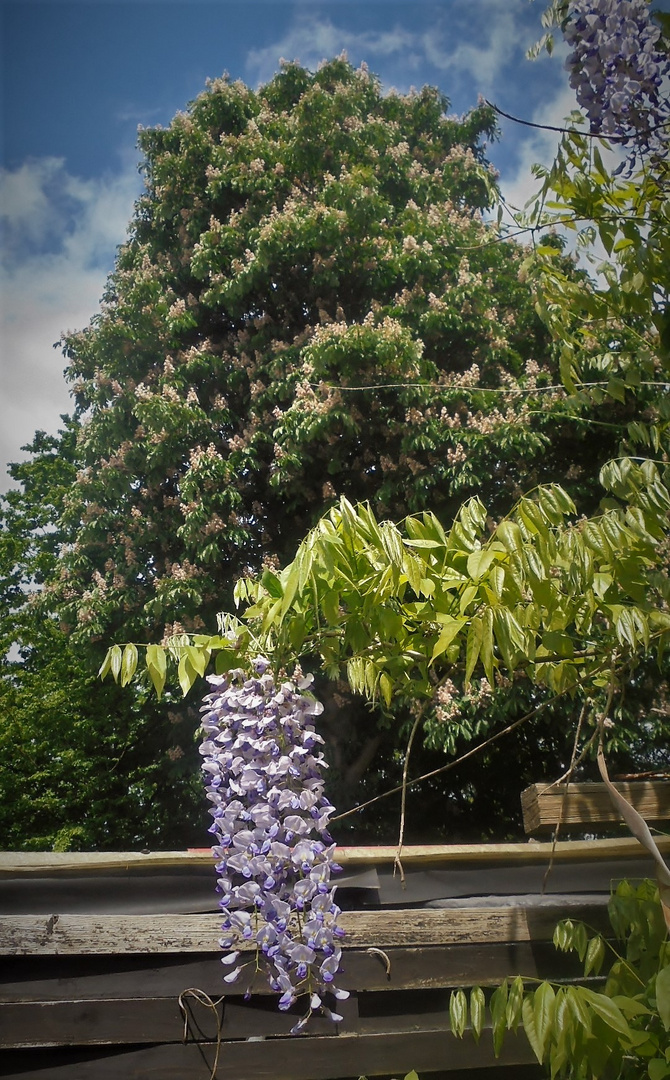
[0,941,583,1002]
[0,1026,537,1079]
[2,835,669,874]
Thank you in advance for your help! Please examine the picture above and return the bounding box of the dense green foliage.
[0,59,588,849]
[3,33,670,848]
[55,59,573,646]
[0,432,204,849]
[446,881,670,1079]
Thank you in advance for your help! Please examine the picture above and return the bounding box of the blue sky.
[0,0,641,485]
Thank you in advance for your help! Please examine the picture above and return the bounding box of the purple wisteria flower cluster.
[199,659,348,1032]
[564,0,670,150]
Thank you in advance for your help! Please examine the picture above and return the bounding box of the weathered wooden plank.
[0,994,349,1048]
[0,941,582,1002]
[0,997,194,1049]
[2,835,669,874]
[521,780,670,833]
[0,1028,538,1079]
[0,904,608,956]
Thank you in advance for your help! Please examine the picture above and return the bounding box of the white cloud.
[245,4,529,93]
[497,75,626,280]
[246,16,424,85]
[0,159,61,248]
[418,3,523,94]
[0,157,139,488]
[498,84,579,219]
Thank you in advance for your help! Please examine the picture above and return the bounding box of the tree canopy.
[54,58,564,645]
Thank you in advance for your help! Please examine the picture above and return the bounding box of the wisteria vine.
[564,0,670,152]
[199,659,349,1031]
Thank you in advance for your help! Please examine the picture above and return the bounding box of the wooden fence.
[2,837,668,1080]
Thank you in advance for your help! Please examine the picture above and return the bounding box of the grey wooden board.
[3,836,667,873]
[0,1028,537,1079]
[0,942,583,1003]
[0,997,196,1048]
[0,904,609,956]
[0,994,340,1048]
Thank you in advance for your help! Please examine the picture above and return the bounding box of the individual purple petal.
[221,951,240,965]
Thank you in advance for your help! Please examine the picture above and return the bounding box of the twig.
[307,379,664,396]
[330,684,577,823]
[394,709,424,886]
[484,99,670,143]
[542,700,589,893]
[536,724,600,796]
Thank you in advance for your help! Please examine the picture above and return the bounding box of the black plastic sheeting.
[0,855,658,915]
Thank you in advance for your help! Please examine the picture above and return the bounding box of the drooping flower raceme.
[199,660,348,1030]
[564,0,670,149]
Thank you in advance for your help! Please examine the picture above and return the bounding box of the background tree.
[3,54,665,849]
[0,429,203,849]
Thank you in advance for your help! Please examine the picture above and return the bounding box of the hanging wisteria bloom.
[199,659,349,1031]
[564,0,670,152]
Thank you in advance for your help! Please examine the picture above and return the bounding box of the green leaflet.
[449,988,468,1038]
[109,645,122,681]
[470,986,485,1043]
[98,647,114,681]
[490,980,508,1058]
[120,644,138,688]
[579,988,631,1037]
[146,644,167,698]
[522,995,544,1064]
[430,616,465,663]
[655,964,670,1031]
[464,615,483,686]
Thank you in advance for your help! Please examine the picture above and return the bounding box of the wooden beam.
[521,781,670,833]
[0,941,582,1003]
[0,904,608,957]
[2,834,669,875]
[0,1027,537,1079]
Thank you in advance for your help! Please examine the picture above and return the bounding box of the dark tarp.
[0,855,658,915]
